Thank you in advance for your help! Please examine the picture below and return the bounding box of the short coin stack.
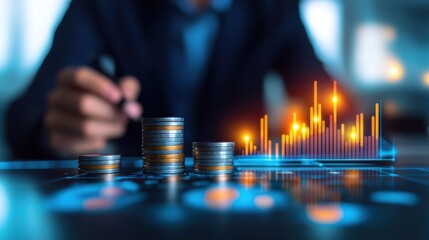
[78,154,121,174]
[142,117,185,175]
[193,142,235,175]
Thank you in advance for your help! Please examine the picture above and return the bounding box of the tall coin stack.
[142,117,185,175]
[193,142,235,175]
[78,154,121,174]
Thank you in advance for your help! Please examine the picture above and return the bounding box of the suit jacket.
[6,0,331,158]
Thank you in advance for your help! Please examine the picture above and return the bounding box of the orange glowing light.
[423,71,429,86]
[204,187,239,210]
[386,58,404,82]
[313,116,319,123]
[254,195,275,209]
[307,205,344,224]
[351,132,356,139]
[244,135,250,142]
[332,96,338,103]
[293,124,299,130]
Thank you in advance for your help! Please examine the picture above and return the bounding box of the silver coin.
[142,133,184,138]
[142,117,184,122]
[142,129,183,134]
[142,141,184,146]
[143,150,184,155]
[77,153,121,161]
[144,162,184,166]
[194,169,233,175]
[193,154,234,159]
[194,162,233,167]
[193,150,234,156]
[193,146,235,152]
[78,160,121,165]
[192,142,235,147]
[194,159,234,164]
[142,122,184,127]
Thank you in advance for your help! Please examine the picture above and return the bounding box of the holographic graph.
[240,81,395,162]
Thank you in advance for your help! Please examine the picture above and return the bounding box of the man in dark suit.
[6,0,331,159]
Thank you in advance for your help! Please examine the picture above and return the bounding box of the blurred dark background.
[1,0,429,159]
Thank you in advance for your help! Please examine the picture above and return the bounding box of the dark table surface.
[1,135,429,240]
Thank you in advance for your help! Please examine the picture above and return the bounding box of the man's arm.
[6,0,107,159]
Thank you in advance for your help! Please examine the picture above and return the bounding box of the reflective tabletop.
[0,136,428,240]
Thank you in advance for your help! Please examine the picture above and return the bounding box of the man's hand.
[45,67,142,155]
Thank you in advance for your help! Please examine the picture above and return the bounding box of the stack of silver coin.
[193,142,235,175]
[142,117,185,175]
[78,154,121,174]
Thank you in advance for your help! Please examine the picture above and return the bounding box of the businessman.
[6,0,331,158]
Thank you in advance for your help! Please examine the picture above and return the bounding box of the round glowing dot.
[351,133,356,139]
[313,117,319,123]
[302,128,307,133]
[254,195,275,209]
[307,205,344,224]
[204,187,239,210]
[422,72,429,86]
[332,96,338,103]
[83,198,113,210]
[293,124,299,130]
[244,135,250,142]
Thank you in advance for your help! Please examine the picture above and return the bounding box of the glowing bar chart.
[241,80,395,160]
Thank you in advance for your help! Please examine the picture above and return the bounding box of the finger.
[57,67,122,103]
[48,88,125,121]
[122,101,143,121]
[118,76,141,101]
[49,132,106,155]
[45,110,128,139]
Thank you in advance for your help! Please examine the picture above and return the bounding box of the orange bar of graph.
[360,113,364,147]
[371,116,375,158]
[285,135,289,157]
[260,118,264,154]
[264,115,268,156]
[355,115,360,158]
[245,139,249,156]
[297,135,301,157]
[375,103,380,158]
[268,140,272,157]
[250,141,253,155]
[322,120,326,158]
[333,81,337,157]
[375,104,379,140]
[352,126,356,159]
[275,143,279,158]
[341,124,345,158]
[329,115,333,158]
[281,134,285,157]
[318,103,322,158]
[310,107,314,158]
[337,129,341,158]
[253,146,257,155]
[325,127,329,158]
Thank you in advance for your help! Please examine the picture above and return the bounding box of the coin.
[143,125,184,131]
[142,117,184,122]
[77,153,121,161]
[192,142,235,147]
[78,160,121,165]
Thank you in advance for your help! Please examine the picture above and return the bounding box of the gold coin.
[143,153,185,159]
[144,145,183,150]
[194,165,233,171]
[79,164,120,170]
[143,125,184,130]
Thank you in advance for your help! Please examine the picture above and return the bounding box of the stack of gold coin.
[141,117,184,175]
[78,154,121,174]
[193,142,235,175]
